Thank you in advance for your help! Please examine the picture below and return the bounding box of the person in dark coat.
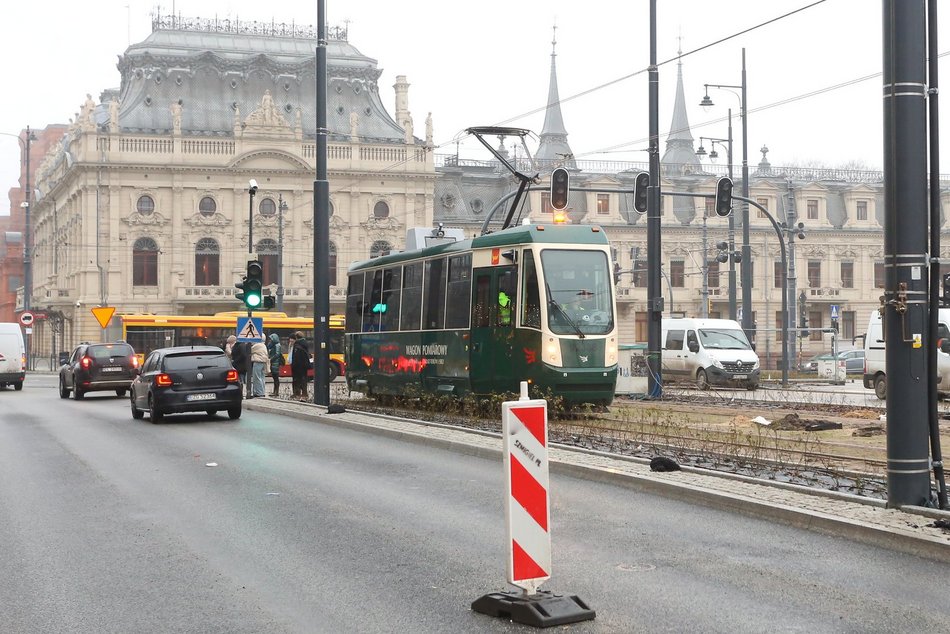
[230,340,251,387]
[290,331,310,401]
[267,332,283,397]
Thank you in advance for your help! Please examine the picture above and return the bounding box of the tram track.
[327,384,901,499]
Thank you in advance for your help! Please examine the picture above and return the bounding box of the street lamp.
[695,115,738,321]
[701,48,750,338]
[3,127,37,369]
[277,194,287,312]
[247,179,258,255]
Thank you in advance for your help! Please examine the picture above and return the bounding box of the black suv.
[130,346,242,422]
[59,341,140,400]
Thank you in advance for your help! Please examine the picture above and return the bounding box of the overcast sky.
[1,0,946,215]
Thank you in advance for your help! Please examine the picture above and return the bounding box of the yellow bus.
[116,312,346,380]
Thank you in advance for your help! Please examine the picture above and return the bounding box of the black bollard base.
[471,590,595,628]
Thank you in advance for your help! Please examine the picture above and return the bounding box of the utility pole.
[313,0,331,407]
[646,0,662,397]
[701,213,709,318]
[785,181,800,373]
[277,194,286,312]
[883,0,931,506]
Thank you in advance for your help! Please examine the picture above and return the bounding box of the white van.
[863,309,950,400]
[661,318,760,390]
[0,323,25,390]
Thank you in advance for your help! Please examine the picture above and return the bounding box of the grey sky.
[1,0,945,214]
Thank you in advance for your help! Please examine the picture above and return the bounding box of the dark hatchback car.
[59,341,140,399]
[130,346,242,422]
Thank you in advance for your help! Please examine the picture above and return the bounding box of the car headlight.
[711,358,724,369]
[752,359,760,369]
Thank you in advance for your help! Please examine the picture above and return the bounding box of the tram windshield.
[541,249,614,335]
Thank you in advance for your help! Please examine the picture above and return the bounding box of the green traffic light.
[246,294,262,308]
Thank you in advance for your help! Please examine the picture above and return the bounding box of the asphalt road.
[4,375,950,632]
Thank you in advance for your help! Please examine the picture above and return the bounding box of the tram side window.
[380,267,402,332]
[445,254,472,329]
[362,269,383,331]
[346,273,365,333]
[522,250,541,329]
[423,257,447,330]
[497,269,516,327]
[664,329,685,351]
[400,262,423,331]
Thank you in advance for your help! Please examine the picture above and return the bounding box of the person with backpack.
[267,333,283,397]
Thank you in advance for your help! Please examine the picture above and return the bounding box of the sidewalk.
[244,397,950,563]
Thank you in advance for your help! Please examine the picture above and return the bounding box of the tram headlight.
[546,337,562,365]
[606,337,617,364]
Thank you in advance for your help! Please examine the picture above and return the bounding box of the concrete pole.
[646,0,663,397]
[313,0,331,406]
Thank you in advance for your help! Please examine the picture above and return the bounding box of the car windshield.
[698,328,753,350]
[163,353,229,371]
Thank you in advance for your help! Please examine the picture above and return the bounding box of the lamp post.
[247,179,258,255]
[694,112,737,321]
[3,127,37,369]
[277,194,287,312]
[701,48,750,337]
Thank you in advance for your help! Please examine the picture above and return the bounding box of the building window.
[841,262,854,288]
[329,241,337,287]
[257,239,279,286]
[756,197,769,219]
[194,238,219,286]
[809,311,823,341]
[707,260,720,287]
[704,198,715,217]
[842,310,856,340]
[874,261,885,288]
[807,199,818,220]
[136,195,155,215]
[857,200,868,221]
[670,260,685,287]
[540,192,553,214]
[774,261,784,288]
[374,201,390,218]
[259,198,276,216]
[198,196,216,217]
[370,240,392,258]
[596,194,610,215]
[328,200,335,217]
[133,237,159,286]
[807,261,821,288]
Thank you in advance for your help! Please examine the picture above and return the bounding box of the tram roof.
[348,224,610,271]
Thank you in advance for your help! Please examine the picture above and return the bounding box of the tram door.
[470,266,517,394]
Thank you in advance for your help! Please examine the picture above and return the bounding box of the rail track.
[323,383,907,500]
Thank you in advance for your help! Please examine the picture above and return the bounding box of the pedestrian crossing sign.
[830,304,839,320]
[236,316,264,342]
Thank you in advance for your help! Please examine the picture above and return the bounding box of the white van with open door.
[0,322,25,390]
[863,308,950,400]
[662,318,760,390]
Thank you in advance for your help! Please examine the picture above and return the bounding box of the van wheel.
[14,381,22,391]
[874,375,887,400]
[696,369,710,390]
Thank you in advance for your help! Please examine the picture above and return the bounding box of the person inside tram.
[497,291,512,326]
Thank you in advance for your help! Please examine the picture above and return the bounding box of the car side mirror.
[687,341,699,353]
[941,340,950,354]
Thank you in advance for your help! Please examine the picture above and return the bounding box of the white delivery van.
[863,308,950,400]
[0,323,25,390]
[661,318,760,390]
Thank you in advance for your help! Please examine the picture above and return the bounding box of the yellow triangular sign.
[91,306,116,329]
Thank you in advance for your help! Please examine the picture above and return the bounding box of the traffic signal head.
[236,259,264,309]
[634,172,649,214]
[613,261,622,284]
[715,177,733,217]
[550,167,570,210]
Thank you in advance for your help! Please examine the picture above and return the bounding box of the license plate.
[733,374,748,380]
[186,393,216,401]
[101,366,123,372]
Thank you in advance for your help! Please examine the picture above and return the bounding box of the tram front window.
[541,249,614,335]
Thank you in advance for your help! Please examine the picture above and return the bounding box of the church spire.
[535,24,576,167]
[661,44,701,175]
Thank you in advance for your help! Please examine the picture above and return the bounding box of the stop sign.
[18,311,34,327]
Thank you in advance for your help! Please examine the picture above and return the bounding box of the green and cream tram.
[345,222,619,406]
